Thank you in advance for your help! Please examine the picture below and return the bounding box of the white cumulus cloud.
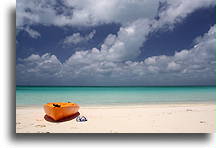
[17,25,216,85]
[63,30,96,45]
[23,27,41,39]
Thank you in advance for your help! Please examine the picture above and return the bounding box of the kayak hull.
[43,102,80,121]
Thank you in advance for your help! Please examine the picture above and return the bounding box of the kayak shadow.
[44,112,80,123]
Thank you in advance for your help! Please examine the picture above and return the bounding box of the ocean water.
[16,86,216,106]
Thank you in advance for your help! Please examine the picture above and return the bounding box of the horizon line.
[16,85,216,87]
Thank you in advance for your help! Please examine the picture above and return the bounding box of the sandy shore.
[16,103,215,133]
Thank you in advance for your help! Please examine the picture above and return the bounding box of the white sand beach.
[16,103,215,133]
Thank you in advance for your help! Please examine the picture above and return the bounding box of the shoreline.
[16,100,215,108]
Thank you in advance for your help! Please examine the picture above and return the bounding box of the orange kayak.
[43,102,80,121]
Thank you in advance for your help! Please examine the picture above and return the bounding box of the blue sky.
[16,0,215,86]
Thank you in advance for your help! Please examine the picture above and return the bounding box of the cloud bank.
[17,25,216,85]
[16,0,160,27]
[16,0,215,85]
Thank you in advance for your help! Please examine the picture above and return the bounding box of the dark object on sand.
[76,116,87,122]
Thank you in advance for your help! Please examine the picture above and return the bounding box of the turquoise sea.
[16,86,215,106]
